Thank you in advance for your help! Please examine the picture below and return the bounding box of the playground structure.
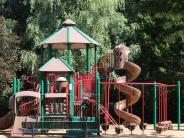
[0,19,181,137]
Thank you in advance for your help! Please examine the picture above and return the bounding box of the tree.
[0,16,21,112]
[124,0,184,122]
[21,0,140,72]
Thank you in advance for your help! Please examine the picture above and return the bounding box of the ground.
[0,124,183,138]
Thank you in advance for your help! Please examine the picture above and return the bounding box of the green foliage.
[22,0,140,70]
[128,44,141,61]
[20,50,38,74]
[125,0,184,121]
[0,16,21,95]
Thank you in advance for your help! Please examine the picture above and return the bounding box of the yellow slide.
[114,44,141,125]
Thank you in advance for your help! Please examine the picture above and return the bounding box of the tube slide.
[114,44,141,125]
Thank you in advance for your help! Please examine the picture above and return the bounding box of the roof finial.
[63,18,76,26]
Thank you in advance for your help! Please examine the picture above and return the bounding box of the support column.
[46,80,50,93]
[13,78,17,96]
[94,46,97,73]
[96,75,100,117]
[177,81,181,130]
[41,79,45,122]
[80,80,83,116]
[13,78,17,115]
[17,79,20,92]
[41,45,44,66]
[95,45,100,134]
[153,81,157,129]
[96,74,100,134]
[69,74,74,118]
[67,26,71,65]
[47,44,52,60]
[86,44,91,72]
[17,79,21,110]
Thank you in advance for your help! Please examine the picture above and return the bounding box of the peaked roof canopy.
[39,19,100,49]
[39,57,74,72]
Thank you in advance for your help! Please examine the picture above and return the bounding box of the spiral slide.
[113,44,141,125]
[114,61,141,125]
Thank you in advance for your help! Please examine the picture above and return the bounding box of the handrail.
[84,98,119,128]
[100,104,119,128]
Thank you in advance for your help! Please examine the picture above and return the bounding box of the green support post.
[13,78,17,96]
[80,80,83,116]
[67,26,74,118]
[46,80,50,93]
[16,79,21,113]
[94,46,97,73]
[96,74,100,134]
[41,45,44,66]
[13,78,17,115]
[177,81,181,130]
[153,81,157,129]
[47,44,52,60]
[17,79,20,92]
[69,74,74,118]
[67,26,71,65]
[95,45,100,134]
[41,79,45,122]
[86,44,91,72]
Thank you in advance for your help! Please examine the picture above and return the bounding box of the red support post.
[142,85,145,123]
[130,85,133,123]
[118,86,120,125]
[107,78,110,124]
[158,86,160,122]
[166,87,168,120]
[164,86,166,121]
[160,86,163,121]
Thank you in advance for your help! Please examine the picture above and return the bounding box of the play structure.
[0,19,181,137]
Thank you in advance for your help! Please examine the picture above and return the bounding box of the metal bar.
[46,80,50,93]
[130,85,133,123]
[158,86,160,122]
[13,78,17,115]
[153,81,157,129]
[41,79,45,122]
[86,44,91,72]
[161,86,162,122]
[17,79,20,92]
[41,45,44,66]
[177,81,181,130]
[67,26,71,65]
[80,80,83,117]
[47,44,52,60]
[163,87,166,121]
[100,82,176,86]
[96,74,100,132]
[17,79,21,110]
[142,85,145,123]
[69,74,74,118]
[166,87,168,121]
[13,78,17,95]
[94,46,97,74]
